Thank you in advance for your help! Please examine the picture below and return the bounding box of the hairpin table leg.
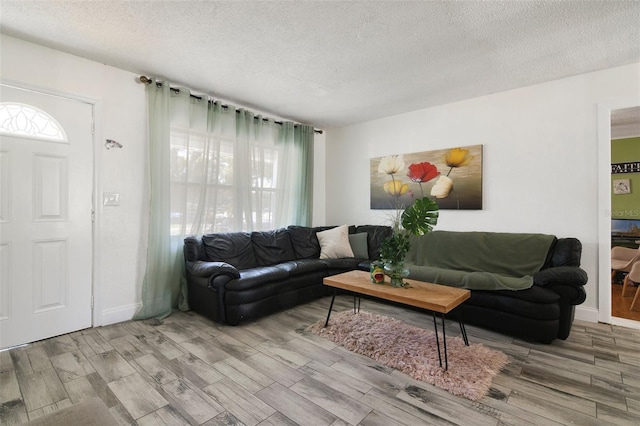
[441,312,448,370]
[432,311,450,370]
[432,311,443,369]
[456,307,469,346]
[459,322,469,346]
[324,288,337,327]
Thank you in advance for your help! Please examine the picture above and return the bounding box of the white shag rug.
[308,310,508,401]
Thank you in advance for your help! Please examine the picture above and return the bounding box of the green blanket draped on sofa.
[406,231,556,290]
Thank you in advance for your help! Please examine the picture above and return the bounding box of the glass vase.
[383,261,410,287]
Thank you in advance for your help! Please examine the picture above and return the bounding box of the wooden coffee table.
[323,270,471,370]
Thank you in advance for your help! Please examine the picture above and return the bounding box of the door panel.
[34,154,68,220]
[0,85,93,349]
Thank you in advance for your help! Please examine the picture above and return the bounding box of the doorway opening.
[610,107,640,325]
[599,100,640,331]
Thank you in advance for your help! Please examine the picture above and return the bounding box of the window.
[0,103,67,141]
[250,143,279,229]
[169,123,283,235]
[170,126,233,235]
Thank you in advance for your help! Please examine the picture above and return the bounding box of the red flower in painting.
[407,162,440,183]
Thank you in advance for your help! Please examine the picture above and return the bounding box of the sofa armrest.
[185,261,238,325]
[186,260,240,280]
[534,266,587,288]
[534,266,588,306]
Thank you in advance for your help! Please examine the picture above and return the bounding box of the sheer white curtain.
[136,80,314,319]
[135,82,181,320]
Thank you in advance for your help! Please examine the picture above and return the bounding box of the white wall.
[325,62,640,316]
[1,34,147,325]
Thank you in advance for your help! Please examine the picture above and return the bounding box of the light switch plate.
[103,192,120,206]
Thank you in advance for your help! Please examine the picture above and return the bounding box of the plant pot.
[370,261,385,284]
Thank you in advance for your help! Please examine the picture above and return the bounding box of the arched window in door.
[0,102,67,141]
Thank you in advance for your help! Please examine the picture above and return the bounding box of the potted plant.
[379,197,439,286]
[377,157,440,286]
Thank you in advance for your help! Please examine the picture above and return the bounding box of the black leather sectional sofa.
[183,225,392,326]
[406,231,588,343]
[184,226,587,343]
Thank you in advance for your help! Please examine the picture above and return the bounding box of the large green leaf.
[402,197,439,236]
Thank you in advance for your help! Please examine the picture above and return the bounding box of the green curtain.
[134,81,184,320]
[276,122,314,227]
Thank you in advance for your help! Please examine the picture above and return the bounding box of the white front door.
[0,84,94,349]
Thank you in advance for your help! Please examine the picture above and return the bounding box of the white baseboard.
[610,316,640,331]
[575,306,640,331]
[574,306,598,323]
[100,303,141,326]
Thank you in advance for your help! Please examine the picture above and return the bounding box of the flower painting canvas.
[370,144,483,210]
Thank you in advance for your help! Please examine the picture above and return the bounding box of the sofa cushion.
[224,271,329,307]
[349,232,369,259]
[202,232,258,270]
[251,228,296,266]
[231,266,290,291]
[275,259,327,276]
[317,225,354,259]
[287,226,333,259]
[466,287,560,320]
[322,258,362,270]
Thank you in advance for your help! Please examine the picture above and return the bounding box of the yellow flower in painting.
[384,180,409,196]
[444,148,473,168]
[378,155,405,175]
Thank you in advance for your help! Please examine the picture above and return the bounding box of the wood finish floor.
[613,282,640,322]
[1,296,639,425]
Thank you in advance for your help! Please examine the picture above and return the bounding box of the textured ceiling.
[1,1,639,129]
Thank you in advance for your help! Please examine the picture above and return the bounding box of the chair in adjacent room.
[622,261,640,311]
[611,246,640,283]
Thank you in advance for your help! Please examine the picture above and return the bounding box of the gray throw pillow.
[349,232,369,259]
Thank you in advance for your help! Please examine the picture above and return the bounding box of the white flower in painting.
[430,175,453,198]
[378,155,405,175]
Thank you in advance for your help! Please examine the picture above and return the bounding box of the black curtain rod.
[139,76,323,134]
